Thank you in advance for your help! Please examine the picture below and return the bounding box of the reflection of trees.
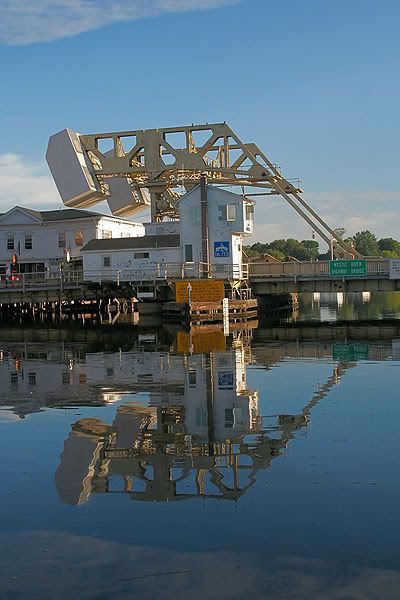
[295,292,400,323]
[338,292,400,321]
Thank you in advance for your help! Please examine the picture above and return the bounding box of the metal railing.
[0,270,83,291]
[84,262,247,283]
[248,259,390,279]
[0,262,247,291]
[1,260,391,292]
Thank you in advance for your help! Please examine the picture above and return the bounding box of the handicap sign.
[214,241,230,258]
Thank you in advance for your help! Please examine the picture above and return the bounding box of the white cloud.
[0,0,236,45]
[1,531,400,598]
[0,154,60,211]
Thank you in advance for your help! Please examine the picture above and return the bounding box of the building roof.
[81,234,181,252]
[40,208,105,221]
[0,206,142,224]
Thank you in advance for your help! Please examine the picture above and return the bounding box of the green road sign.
[333,344,370,361]
[329,259,367,277]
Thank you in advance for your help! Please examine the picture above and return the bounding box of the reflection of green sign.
[329,259,367,276]
[333,344,369,361]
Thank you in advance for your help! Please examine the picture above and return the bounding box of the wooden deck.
[162,298,258,324]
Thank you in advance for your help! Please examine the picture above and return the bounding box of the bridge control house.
[81,184,254,283]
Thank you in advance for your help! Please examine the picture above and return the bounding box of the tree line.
[244,230,400,262]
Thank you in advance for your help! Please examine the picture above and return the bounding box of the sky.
[0,0,399,245]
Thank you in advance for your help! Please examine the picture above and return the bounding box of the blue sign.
[214,241,230,258]
[218,371,234,389]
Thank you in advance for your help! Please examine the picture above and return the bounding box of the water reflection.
[1,326,399,505]
[2,321,400,598]
[57,340,349,505]
[290,291,400,322]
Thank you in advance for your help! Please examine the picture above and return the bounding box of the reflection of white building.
[0,345,88,403]
[84,347,258,440]
[55,347,259,504]
[0,344,258,433]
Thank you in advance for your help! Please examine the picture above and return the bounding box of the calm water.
[290,291,400,322]
[1,300,400,599]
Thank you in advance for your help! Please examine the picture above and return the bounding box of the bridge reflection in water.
[54,344,349,506]
[1,323,397,504]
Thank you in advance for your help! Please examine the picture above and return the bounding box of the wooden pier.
[163,298,258,324]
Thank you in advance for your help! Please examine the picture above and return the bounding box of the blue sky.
[1,0,399,243]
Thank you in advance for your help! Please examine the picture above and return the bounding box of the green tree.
[266,249,285,261]
[353,230,380,256]
[300,240,320,260]
[378,237,400,257]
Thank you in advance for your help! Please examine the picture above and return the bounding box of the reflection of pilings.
[206,354,215,456]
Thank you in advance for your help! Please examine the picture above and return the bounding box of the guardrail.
[0,270,83,291]
[84,262,247,283]
[2,260,390,292]
[0,262,248,291]
[248,259,390,278]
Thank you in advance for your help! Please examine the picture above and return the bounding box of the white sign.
[389,259,400,280]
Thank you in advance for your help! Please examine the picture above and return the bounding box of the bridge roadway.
[0,259,399,305]
[249,259,400,294]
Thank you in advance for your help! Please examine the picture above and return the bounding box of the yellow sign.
[175,280,225,303]
[176,331,226,354]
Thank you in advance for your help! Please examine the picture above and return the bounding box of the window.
[79,373,87,385]
[75,231,83,246]
[7,236,14,250]
[106,367,114,378]
[190,206,201,224]
[10,373,18,388]
[62,371,70,386]
[121,232,131,238]
[28,372,36,386]
[218,204,236,222]
[188,370,197,386]
[245,203,254,220]
[103,256,111,268]
[24,235,32,250]
[227,204,236,221]
[225,408,234,428]
[137,373,154,382]
[184,244,193,262]
[102,229,112,239]
[58,232,66,248]
[133,252,150,259]
[196,408,207,427]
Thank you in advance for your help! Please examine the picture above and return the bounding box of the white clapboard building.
[81,185,254,281]
[0,206,144,276]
